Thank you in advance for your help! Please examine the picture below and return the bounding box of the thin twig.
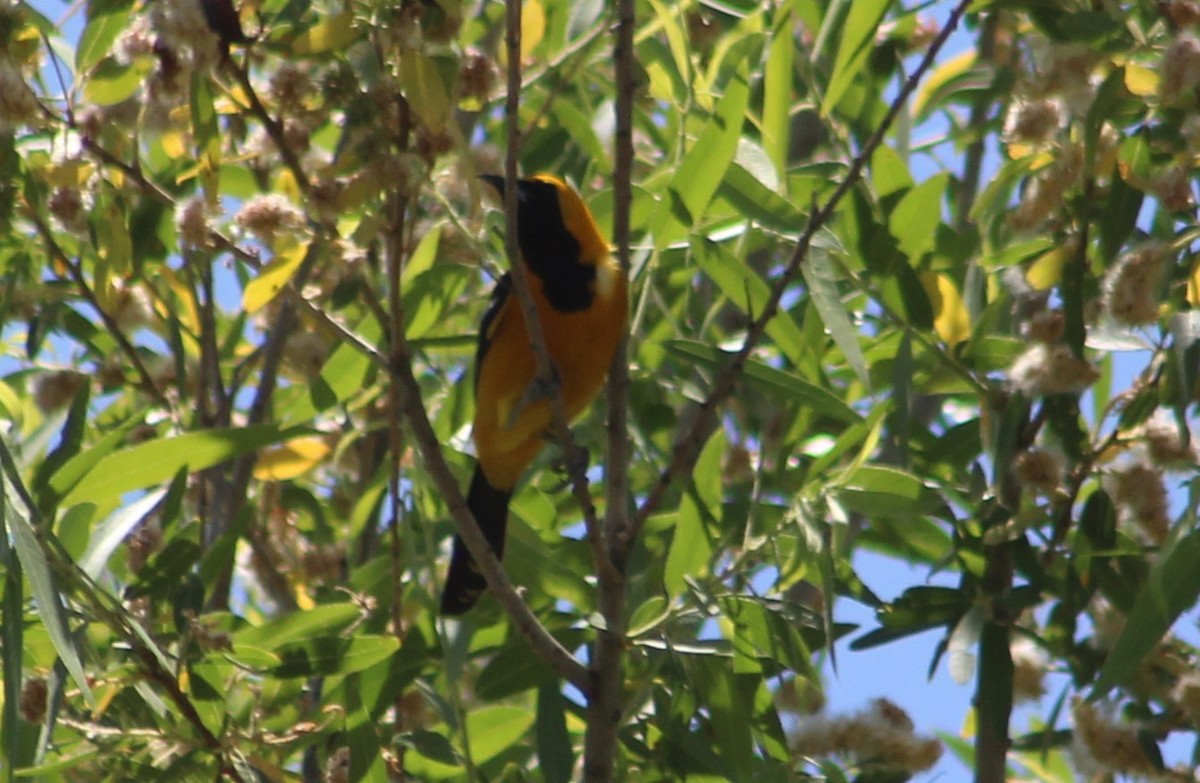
[28,213,171,409]
[631,0,976,535]
[582,0,638,779]
[389,351,592,692]
[224,60,312,195]
[496,0,612,575]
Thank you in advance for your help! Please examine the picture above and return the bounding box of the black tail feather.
[439,466,512,615]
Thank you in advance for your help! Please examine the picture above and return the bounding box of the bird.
[439,174,627,615]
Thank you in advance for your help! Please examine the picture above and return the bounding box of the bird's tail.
[439,465,512,615]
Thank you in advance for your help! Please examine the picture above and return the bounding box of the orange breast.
[473,259,626,490]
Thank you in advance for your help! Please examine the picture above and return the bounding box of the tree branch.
[389,352,592,693]
[582,0,637,779]
[497,0,614,578]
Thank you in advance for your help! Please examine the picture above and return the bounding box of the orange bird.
[440,175,627,615]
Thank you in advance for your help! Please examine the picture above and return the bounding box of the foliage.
[0,0,1199,781]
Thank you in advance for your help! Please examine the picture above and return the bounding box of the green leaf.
[76,488,165,579]
[464,706,536,765]
[402,225,441,284]
[665,340,861,423]
[82,58,151,106]
[653,69,750,248]
[717,156,805,231]
[689,656,755,782]
[189,72,220,166]
[58,424,300,508]
[822,0,892,116]
[802,251,870,387]
[835,464,939,519]
[536,684,574,783]
[2,472,92,705]
[234,603,363,649]
[76,0,134,70]
[665,494,712,596]
[404,265,472,340]
[690,238,807,366]
[762,5,795,177]
[280,318,381,425]
[475,643,557,700]
[1092,527,1200,697]
[2,502,24,776]
[272,635,400,678]
[889,174,950,262]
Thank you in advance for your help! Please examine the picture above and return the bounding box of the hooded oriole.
[439,175,627,615]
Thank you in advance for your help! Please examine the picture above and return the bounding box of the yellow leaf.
[1189,257,1200,306]
[645,61,675,102]
[253,436,331,481]
[292,13,356,55]
[400,51,450,132]
[274,168,301,203]
[1026,246,1069,290]
[243,241,309,314]
[161,130,188,159]
[913,49,975,119]
[521,0,546,59]
[921,272,971,348]
[294,585,315,611]
[1123,63,1159,97]
[43,160,92,187]
[158,266,201,335]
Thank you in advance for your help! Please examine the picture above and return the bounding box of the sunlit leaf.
[921,272,971,348]
[822,0,891,116]
[913,49,978,120]
[76,0,133,70]
[653,68,750,247]
[243,241,310,314]
[664,493,712,596]
[1122,62,1158,97]
[291,12,356,55]
[521,0,546,58]
[252,436,331,481]
[60,424,301,508]
[3,475,93,705]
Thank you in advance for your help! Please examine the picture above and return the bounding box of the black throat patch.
[487,177,597,313]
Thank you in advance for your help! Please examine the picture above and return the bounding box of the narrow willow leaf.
[653,69,750,248]
[1092,528,1200,697]
[536,684,574,783]
[802,252,869,387]
[665,340,861,423]
[62,424,299,509]
[464,706,536,765]
[822,0,891,116]
[242,241,309,314]
[948,602,985,685]
[664,494,712,596]
[76,0,133,70]
[77,488,165,579]
[3,475,92,704]
[690,237,806,366]
[762,5,794,177]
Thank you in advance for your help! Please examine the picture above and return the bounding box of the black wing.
[474,272,513,391]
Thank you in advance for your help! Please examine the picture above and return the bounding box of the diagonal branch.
[496,0,617,581]
[629,0,976,537]
[388,351,592,692]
